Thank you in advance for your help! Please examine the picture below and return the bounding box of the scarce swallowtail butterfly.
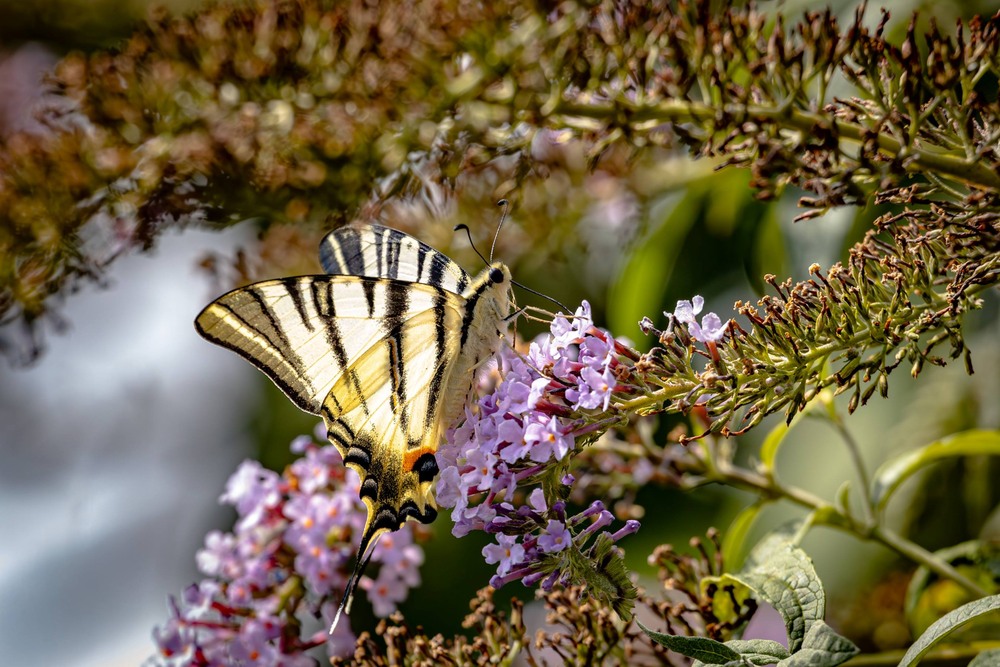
[195,223,512,631]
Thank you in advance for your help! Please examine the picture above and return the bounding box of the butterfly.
[195,223,513,630]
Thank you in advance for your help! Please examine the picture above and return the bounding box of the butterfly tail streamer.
[329,523,384,634]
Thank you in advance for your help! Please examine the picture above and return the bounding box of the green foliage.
[870,430,1000,515]
[640,531,858,667]
[899,595,1000,667]
[905,540,1000,640]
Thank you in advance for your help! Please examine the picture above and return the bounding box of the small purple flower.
[464,447,499,492]
[434,300,641,605]
[524,417,574,462]
[527,488,547,512]
[497,418,531,463]
[483,534,526,577]
[672,296,705,327]
[152,617,188,660]
[220,460,282,530]
[360,567,411,617]
[153,434,426,664]
[691,311,727,343]
[228,616,282,664]
[196,531,241,580]
[670,295,728,343]
[570,364,615,411]
[537,520,572,553]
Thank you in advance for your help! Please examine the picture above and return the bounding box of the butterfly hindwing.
[321,291,465,534]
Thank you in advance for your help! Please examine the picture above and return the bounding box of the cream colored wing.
[195,276,428,415]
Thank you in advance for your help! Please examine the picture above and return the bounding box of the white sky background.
[0,228,259,666]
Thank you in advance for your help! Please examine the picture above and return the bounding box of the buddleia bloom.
[151,432,424,665]
[436,302,643,615]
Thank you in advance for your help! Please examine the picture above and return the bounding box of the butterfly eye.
[489,267,504,284]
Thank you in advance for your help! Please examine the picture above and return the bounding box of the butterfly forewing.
[320,224,472,293]
[197,277,405,414]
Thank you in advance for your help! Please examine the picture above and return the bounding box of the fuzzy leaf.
[969,649,1000,667]
[735,531,825,653]
[776,622,858,666]
[636,622,741,664]
[899,595,1000,667]
[725,639,792,665]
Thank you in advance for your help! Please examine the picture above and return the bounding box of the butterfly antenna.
[489,199,509,263]
[329,526,383,634]
[512,279,572,314]
[454,224,490,267]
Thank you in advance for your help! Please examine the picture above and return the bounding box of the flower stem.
[704,462,990,598]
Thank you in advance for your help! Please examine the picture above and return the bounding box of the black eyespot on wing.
[399,500,421,521]
[345,446,371,469]
[489,267,504,284]
[360,477,379,500]
[374,506,401,532]
[412,453,440,483]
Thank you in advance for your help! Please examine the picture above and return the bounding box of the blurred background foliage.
[1,0,999,660]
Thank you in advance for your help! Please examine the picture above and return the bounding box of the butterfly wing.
[320,224,472,293]
[195,276,398,415]
[196,224,513,631]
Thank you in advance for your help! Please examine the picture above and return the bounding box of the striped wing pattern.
[195,223,513,628]
[320,224,471,293]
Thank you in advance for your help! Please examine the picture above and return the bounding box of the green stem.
[828,415,876,528]
[703,463,991,599]
[554,99,1000,190]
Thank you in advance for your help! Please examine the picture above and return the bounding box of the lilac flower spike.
[152,432,425,665]
[437,300,640,602]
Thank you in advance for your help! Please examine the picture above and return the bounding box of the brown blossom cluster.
[334,531,744,666]
[6,0,1000,382]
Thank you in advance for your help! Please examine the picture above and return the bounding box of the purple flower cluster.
[152,431,424,666]
[437,301,641,591]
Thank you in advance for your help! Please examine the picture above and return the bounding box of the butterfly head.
[481,261,513,320]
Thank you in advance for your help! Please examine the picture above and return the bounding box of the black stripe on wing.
[195,282,318,414]
[319,224,471,293]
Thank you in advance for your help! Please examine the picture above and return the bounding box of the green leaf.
[722,501,767,572]
[735,531,825,653]
[969,649,1000,667]
[905,540,1000,638]
[636,622,741,664]
[899,595,1000,667]
[725,639,791,665]
[870,429,1000,513]
[775,622,859,666]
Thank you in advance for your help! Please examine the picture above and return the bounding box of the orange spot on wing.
[402,446,435,473]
